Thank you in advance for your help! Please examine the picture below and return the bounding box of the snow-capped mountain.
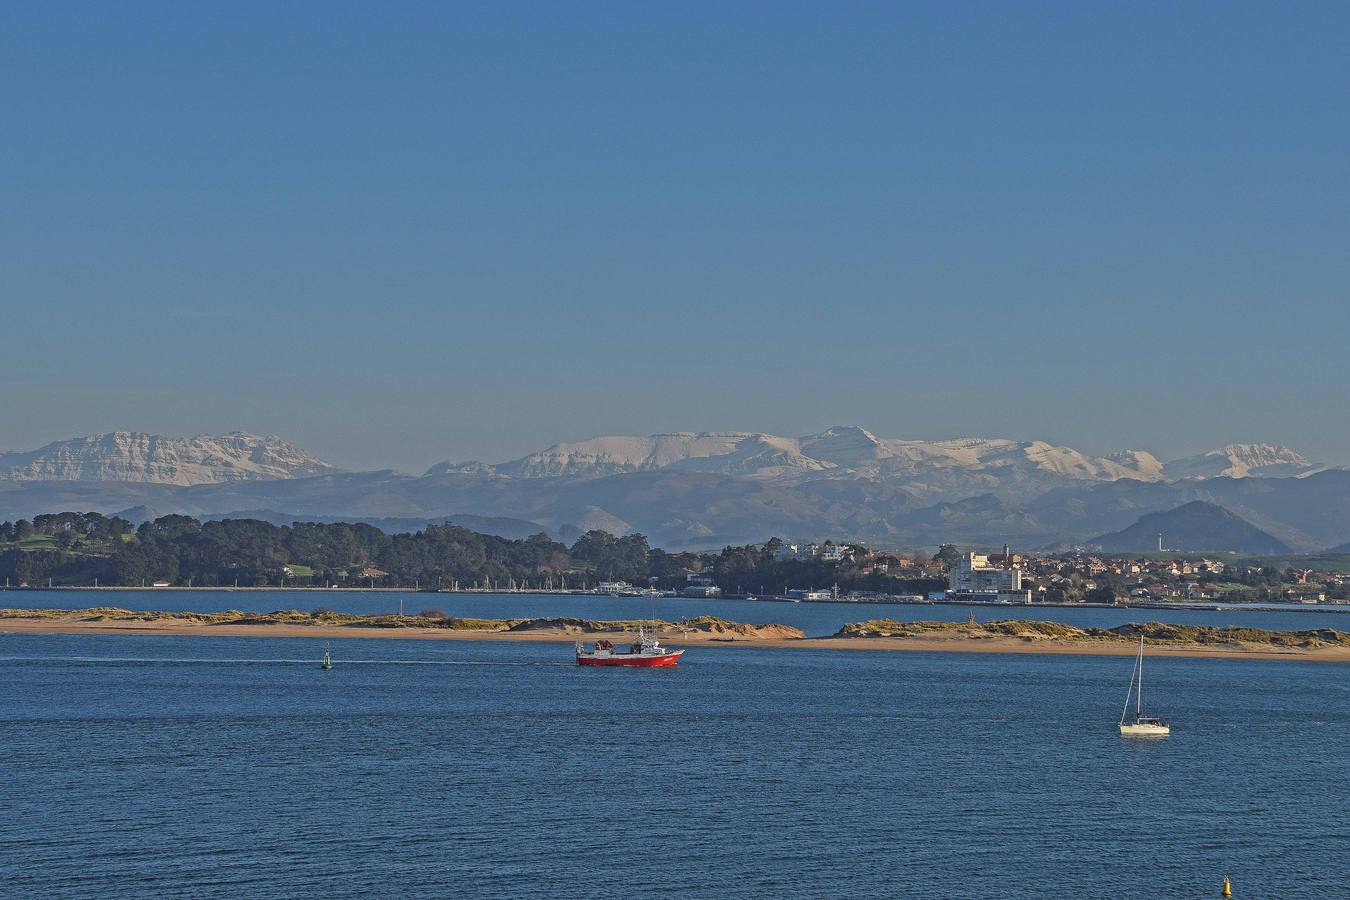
[1163,443,1321,480]
[0,432,336,485]
[1103,449,1166,481]
[478,429,1331,492]
[0,427,1342,551]
[435,426,1170,503]
[794,428,1164,483]
[489,432,798,478]
[429,428,1335,507]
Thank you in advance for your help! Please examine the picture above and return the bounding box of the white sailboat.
[1119,635,1170,737]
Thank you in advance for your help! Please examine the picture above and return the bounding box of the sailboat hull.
[1119,722,1170,737]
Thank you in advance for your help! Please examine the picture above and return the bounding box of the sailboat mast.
[1120,641,1141,726]
[1136,636,1144,715]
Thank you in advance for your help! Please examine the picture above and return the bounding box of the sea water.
[2,631,1347,897]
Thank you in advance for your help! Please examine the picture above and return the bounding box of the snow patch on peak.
[799,426,893,467]
[1104,449,1166,480]
[473,427,1174,498]
[1164,443,1319,480]
[497,433,761,478]
[0,432,336,485]
[1014,443,1163,481]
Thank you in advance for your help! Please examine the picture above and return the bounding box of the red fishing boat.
[575,628,684,667]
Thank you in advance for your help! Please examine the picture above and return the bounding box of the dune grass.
[834,618,1350,649]
[0,608,803,637]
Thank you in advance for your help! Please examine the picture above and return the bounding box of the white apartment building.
[949,552,1022,594]
[773,542,853,562]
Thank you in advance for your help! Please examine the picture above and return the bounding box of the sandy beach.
[0,615,795,645]
[4,609,1350,662]
[800,635,1350,662]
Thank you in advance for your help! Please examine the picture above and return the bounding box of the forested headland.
[0,512,943,595]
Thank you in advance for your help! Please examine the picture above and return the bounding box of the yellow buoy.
[1222,874,1232,897]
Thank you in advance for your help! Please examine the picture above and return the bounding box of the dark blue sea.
[3,618,1349,896]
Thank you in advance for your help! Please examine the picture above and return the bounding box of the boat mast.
[644,579,656,645]
[1120,637,1141,726]
[1137,636,1144,716]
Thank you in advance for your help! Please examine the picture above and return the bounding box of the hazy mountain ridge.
[430,428,1330,514]
[4,428,1318,494]
[0,432,336,485]
[3,465,1350,552]
[1087,501,1292,555]
[0,429,1341,550]
[491,432,816,478]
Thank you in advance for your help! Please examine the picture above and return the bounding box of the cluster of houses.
[792,540,1350,606]
[1016,553,1346,604]
[856,554,948,579]
[772,541,855,563]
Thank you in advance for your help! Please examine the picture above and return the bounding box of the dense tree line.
[0,515,587,588]
[0,512,942,594]
[701,540,942,596]
[1,515,666,588]
[0,511,133,545]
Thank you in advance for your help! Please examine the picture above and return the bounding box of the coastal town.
[583,538,1350,608]
[688,540,1349,607]
[4,511,1349,608]
[806,541,1350,606]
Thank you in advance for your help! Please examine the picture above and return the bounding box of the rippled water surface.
[3,631,1349,897]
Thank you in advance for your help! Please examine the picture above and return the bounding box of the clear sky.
[4,2,1348,472]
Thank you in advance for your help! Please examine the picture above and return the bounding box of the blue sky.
[3,2,1347,472]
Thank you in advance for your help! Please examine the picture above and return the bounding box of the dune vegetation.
[834,618,1350,649]
[0,608,805,639]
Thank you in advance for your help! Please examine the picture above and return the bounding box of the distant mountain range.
[0,428,1343,551]
[431,427,1173,502]
[0,432,334,485]
[1161,444,1320,480]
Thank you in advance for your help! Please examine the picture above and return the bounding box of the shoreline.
[3,611,1350,663]
[3,586,1347,615]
